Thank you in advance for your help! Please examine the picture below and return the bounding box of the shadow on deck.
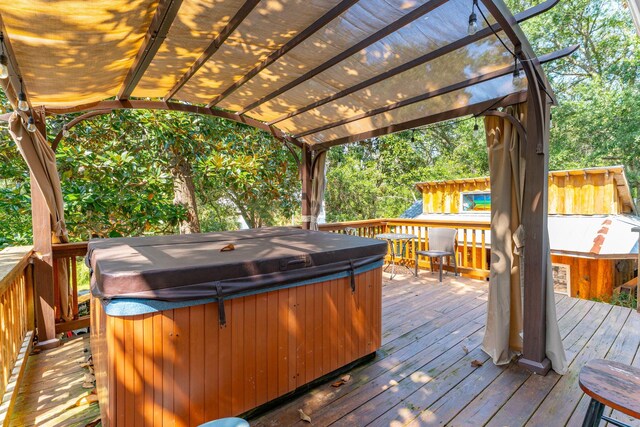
[9,271,640,426]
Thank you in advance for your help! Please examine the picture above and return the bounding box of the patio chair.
[414,228,458,282]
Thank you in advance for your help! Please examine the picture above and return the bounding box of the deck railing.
[44,218,491,333]
[319,218,491,279]
[0,247,34,420]
[51,242,90,333]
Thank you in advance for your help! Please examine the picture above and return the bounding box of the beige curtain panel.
[481,104,567,374]
[309,150,327,231]
[9,112,72,321]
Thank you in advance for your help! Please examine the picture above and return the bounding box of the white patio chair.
[414,228,458,282]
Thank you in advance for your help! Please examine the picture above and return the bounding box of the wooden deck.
[8,271,640,426]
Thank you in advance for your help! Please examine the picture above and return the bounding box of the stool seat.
[199,417,250,427]
[579,359,640,420]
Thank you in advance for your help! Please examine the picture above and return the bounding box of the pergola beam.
[293,45,577,140]
[206,0,360,108]
[163,0,262,101]
[51,110,113,151]
[268,0,559,126]
[117,0,184,100]
[480,0,556,104]
[312,91,527,150]
[233,0,449,114]
[44,100,303,148]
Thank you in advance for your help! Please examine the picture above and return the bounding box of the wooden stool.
[579,359,640,427]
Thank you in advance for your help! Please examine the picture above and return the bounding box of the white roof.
[415,213,640,258]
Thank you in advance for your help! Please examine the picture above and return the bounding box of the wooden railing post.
[633,226,640,313]
[31,110,59,350]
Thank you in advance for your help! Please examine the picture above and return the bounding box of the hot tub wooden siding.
[90,267,382,426]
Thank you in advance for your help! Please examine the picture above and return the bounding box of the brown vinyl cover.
[88,227,386,301]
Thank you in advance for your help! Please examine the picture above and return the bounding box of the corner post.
[301,143,312,230]
[30,108,59,349]
[519,86,551,375]
[633,226,640,313]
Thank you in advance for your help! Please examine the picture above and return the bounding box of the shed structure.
[410,165,639,300]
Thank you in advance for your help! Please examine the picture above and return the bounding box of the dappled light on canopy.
[0,0,573,147]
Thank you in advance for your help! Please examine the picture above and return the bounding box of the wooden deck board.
[254,272,640,427]
[8,272,640,427]
[8,335,99,427]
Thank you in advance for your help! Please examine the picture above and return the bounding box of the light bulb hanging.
[468,0,478,36]
[411,129,415,143]
[17,78,28,112]
[512,56,523,88]
[0,33,8,79]
[473,118,479,137]
[549,113,553,129]
[26,115,36,133]
[62,126,70,137]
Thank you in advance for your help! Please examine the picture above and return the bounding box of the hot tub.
[88,227,386,426]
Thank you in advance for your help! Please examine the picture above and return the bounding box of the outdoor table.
[374,233,417,279]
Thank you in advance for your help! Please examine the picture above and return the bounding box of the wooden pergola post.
[301,143,312,230]
[30,108,59,349]
[519,84,552,375]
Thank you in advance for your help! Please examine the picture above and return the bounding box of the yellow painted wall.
[421,173,626,215]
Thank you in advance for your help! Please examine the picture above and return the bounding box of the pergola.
[0,0,575,375]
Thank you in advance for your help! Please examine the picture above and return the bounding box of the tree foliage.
[0,0,638,243]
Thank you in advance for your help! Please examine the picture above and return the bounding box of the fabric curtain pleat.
[9,112,72,321]
[309,150,327,231]
[481,103,567,374]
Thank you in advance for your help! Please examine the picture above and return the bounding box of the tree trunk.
[172,157,201,234]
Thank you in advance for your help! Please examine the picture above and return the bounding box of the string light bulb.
[62,126,70,137]
[0,54,7,79]
[411,129,415,143]
[473,118,479,137]
[17,79,28,112]
[0,33,8,79]
[26,115,36,133]
[512,56,523,88]
[468,0,478,36]
[549,113,553,129]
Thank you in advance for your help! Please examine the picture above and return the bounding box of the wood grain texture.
[0,250,30,402]
[579,359,640,419]
[9,273,640,427]
[419,168,631,215]
[91,269,382,426]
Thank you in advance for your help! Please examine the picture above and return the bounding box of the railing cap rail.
[0,246,33,294]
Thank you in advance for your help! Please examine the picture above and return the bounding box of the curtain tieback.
[513,224,525,256]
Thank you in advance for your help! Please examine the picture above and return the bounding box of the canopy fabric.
[482,104,524,365]
[481,104,567,374]
[0,0,558,147]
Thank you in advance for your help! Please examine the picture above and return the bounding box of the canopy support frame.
[29,107,61,350]
[267,0,560,126]
[482,0,553,375]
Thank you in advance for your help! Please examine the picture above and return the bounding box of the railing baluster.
[481,231,487,270]
[71,257,78,320]
[463,229,468,269]
[52,260,60,322]
[472,230,478,269]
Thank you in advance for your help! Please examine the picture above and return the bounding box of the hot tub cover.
[88,227,386,302]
